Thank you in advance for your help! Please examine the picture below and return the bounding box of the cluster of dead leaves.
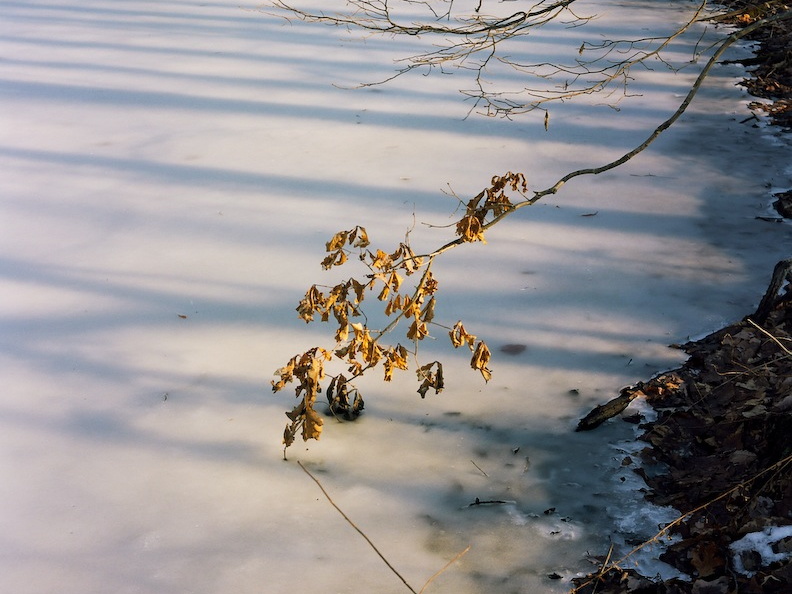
[274,174,528,448]
[455,172,528,243]
[273,347,331,447]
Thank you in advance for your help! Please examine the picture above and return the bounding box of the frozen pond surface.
[1,1,791,592]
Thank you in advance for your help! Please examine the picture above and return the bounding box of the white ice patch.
[729,525,792,576]
[603,435,687,582]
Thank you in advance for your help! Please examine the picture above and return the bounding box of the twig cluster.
[269,1,718,117]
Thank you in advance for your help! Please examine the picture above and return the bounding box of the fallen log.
[575,384,645,431]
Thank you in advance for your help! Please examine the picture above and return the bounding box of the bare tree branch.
[268,0,722,115]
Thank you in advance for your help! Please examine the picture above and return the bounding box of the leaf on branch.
[493,172,527,193]
[322,227,369,269]
[272,355,299,392]
[383,344,409,381]
[387,270,403,292]
[349,278,368,304]
[421,296,436,324]
[421,271,439,296]
[449,321,477,350]
[321,248,348,270]
[333,307,349,342]
[348,322,383,367]
[349,225,370,248]
[285,400,305,422]
[471,341,492,382]
[326,230,349,252]
[402,296,420,318]
[283,420,298,448]
[385,294,404,316]
[323,283,348,316]
[303,406,324,440]
[456,213,486,243]
[400,243,424,275]
[296,285,325,323]
[326,374,365,420]
[275,347,330,447]
[417,361,444,398]
[370,249,393,270]
[407,318,429,341]
[484,188,513,217]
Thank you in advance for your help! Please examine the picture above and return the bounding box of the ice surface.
[2,1,791,593]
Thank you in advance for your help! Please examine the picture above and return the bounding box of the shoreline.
[572,4,792,593]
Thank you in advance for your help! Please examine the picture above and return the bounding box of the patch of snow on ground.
[730,525,792,576]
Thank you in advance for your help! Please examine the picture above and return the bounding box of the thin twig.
[470,459,489,477]
[421,10,792,261]
[419,545,472,594]
[298,461,418,593]
[746,318,792,357]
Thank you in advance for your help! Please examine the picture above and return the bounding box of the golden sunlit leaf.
[387,270,403,291]
[272,355,299,392]
[422,272,438,296]
[323,283,346,314]
[306,354,325,388]
[303,406,324,440]
[402,296,420,318]
[296,285,324,323]
[407,319,428,341]
[383,344,409,381]
[456,214,486,243]
[321,249,348,270]
[385,294,403,316]
[370,249,392,270]
[325,231,349,252]
[350,226,370,248]
[449,321,477,350]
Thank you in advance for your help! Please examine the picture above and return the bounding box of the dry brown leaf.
[417,361,444,397]
[349,226,369,248]
[349,278,367,304]
[383,345,409,381]
[296,285,324,323]
[370,249,392,270]
[321,249,348,270]
[689,540,725,578]
[407,319,428,341]
[325,230,349,252]
[471,341,492,381]
[385,294,403,316]
[303,406,324,440]
[450,321,477,350]
[420,296,436,324]
[456,214,486,243]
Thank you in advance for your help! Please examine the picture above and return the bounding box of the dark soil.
[730,2,792,130]
[571,4,792,593]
